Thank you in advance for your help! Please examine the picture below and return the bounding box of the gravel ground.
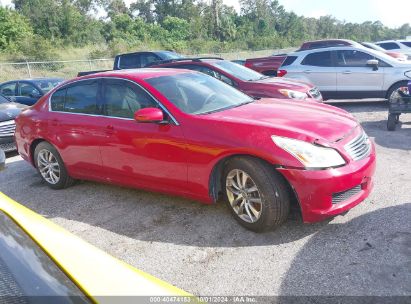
[0,101,410,297]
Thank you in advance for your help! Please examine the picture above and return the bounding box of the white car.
[278,46,411,100]
[375,40,411,59]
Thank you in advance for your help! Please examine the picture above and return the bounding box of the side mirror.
[366,59,379,71]
[134,108,164,123]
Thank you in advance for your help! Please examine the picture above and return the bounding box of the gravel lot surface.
[0,101,410,297]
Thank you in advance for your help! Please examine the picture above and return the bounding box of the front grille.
[344,131,371,161]
[309,87,322,100]
[0,120,15,138]
[332,185,362,204]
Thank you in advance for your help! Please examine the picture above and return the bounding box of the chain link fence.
[0,48,296,82]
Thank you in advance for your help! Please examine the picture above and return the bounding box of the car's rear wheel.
[34,142,75,189]
[223,157,290,232]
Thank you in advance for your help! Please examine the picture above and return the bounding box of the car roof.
[152,58,223,67]
[78,68,195,80]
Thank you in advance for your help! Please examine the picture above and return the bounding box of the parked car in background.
[150,58,322,102]
[375,40,411,59]
[0,93,26,152]
[15,69,375,232]
[297,39,362,51]
[278,46,411,100]
[0,78,64,106]
[78,50,182,76]
[0,192,189,300]
[360,42,408,61]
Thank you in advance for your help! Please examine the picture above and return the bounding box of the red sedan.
[15,69,375,232]
[149,58,323,102]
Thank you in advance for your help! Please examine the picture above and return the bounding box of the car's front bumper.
[278,143,376,223]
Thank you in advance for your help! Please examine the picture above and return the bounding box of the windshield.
[210,60,266,81]
[0,95,9,104]
[32,79,64,93]
[146,72,254,115]
[161,51,183,60]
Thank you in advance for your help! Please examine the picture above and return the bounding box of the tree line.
[0,0,410,61]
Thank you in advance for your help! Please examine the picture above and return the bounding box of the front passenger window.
[103,80,157,119]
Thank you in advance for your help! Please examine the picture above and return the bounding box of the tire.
[223,157,290,232]
[387,114,397,131]
[386,81,409,102]
[34,142,75,189]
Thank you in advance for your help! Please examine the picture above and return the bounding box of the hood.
[251,77,314,91]
[207,98,358,143]
[0,102,26,122]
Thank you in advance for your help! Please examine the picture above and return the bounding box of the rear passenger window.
[118,54,141,69]
[103,79,157,119]
[302,51,333,67]
[65,81,99,114]
[50,88,66,111]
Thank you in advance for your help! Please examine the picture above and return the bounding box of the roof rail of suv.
[146,57,223,67]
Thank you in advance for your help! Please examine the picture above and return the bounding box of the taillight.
[277,69,287,77]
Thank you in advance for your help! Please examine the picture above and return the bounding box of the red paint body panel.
[15,69,376,223]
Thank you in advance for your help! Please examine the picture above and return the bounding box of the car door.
[298,50,337,95]
[16,82,42,106]
[99,78,188,193]
[48,79,107,179]
[335,50,385,98]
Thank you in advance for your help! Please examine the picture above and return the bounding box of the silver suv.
[279,46,411,100]
[375,40,411,58]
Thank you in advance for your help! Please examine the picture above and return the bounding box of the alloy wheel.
[226,169,262,223]
[37,149,60,184]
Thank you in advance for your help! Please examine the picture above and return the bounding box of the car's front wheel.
[223,157,290,232]
[34,142,75,189]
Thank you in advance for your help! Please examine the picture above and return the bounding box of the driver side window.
[103,79,157,119]
[336,50,374,67]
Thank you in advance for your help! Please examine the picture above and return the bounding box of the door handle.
[342,71,352,74]
[51,119,59,126]
[303,70,312,74]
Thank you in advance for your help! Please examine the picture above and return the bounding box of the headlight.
[278,89,308,100]
[272,136,346,169]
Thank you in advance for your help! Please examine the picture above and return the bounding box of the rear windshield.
[146,72,253,115]
[281,56,297,67]
[0,211,89,302]
[400,41,411,47]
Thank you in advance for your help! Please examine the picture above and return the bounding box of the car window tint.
[301,51,333,67]
[0,83,16,96]
[118,54,141,69]
[336,50,374,67]
[104,80,157,119]
[140,54,160,67]
[20,83,41,97]
[50,88,66,111]
[377,42,399,50]
[65,81,99,114]
[281,56,298,67]
[400,41,411,47]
